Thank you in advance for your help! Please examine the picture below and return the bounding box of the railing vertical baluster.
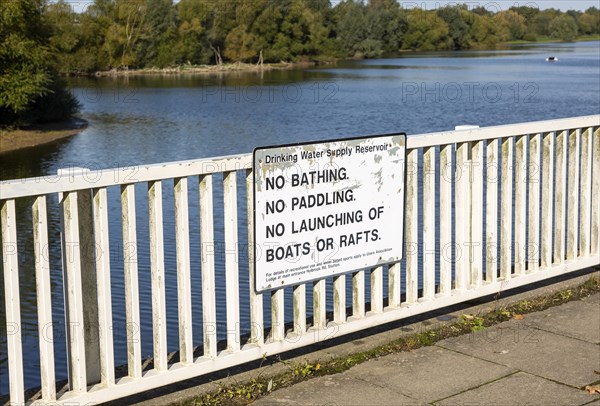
[223,171,240,352]
[293,284,306,333]
[271,289,285,340]
[528,134,542,272]
[567,129,580,260]
[246,169,264,344]
[313,279,327,329]
[199,175,217,358]
[57,176,101,386]
[2,200,25,403]
[148,181,168,371]
[590,127,600,255]
[514,135,528,275]
[471,141,484,287]
[92,188,115,385]
[501,137,514,280]
[62,192,88,392]
[486,139,499,283]
[388,263,401,307]
[405,149,419,302]
[422,146,436,298]
[541,133,555,268]
[370,267,383,312]
[579,128,593,257]
[439,144,453,292]
[121,184,142,377]
[32,196,56,400]
[352,271,365,317]
[555,130,568,262]
[455,142,470,290]
[174,178,193,363]
[592,127,600,255]
[333,274,346,323]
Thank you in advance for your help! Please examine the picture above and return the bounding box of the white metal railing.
[1,115,599,404]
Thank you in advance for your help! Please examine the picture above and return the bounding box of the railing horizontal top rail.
[406,114,599,148]
[1,115,598,200]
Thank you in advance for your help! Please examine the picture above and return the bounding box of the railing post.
[58,167,101,388]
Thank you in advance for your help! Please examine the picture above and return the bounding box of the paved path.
[254,293,600,406]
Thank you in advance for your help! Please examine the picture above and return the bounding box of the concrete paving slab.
[584,293,600,305]
[438,319,600,388]
[523,293,600,344]
[253,373,419,406]
[436,371,594,406]
[344,345,515,403]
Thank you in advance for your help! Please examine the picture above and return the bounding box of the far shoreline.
[89,61,317,77]
[0,118,88,155]
[69,37,600,78]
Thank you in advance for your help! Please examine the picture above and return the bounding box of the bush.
[24,76,80,124]
[0,76,79,127]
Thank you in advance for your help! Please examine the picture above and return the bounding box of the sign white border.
[253,134,406,292]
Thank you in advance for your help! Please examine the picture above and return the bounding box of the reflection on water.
[0,42,599,393]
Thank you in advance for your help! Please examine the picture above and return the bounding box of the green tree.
[468,13,500,49]
[402,9,451,51]
[251,3,286,61]
[578,8,600,35]
[205,0,238,63]
[494,10,527,41]
[365,0,406,53]
[256,0,330,62]
[0,0,78,125]
[103,0,149,68]
[45,0,80,73]
[437,5,472,49]
[1,0,51,115]
[332,0,368,57]
[533,9,560,36]
[176,0,212,65]
[510,6,539,40]
[135,0,178,67]
[224,25,257,62]
[550,14,579,41]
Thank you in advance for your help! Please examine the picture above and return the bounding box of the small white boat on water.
[546,56,559,62]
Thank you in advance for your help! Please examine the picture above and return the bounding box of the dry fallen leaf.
[513,314,525,320]
[585,385,600,395]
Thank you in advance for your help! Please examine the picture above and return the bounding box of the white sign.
[253,134,406,292]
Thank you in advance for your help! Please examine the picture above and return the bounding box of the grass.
[184,274,600,406]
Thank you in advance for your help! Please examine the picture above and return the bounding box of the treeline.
[45,0,600,73]
[2,1,599,126]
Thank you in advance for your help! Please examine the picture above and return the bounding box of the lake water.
[1,41,599,394]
